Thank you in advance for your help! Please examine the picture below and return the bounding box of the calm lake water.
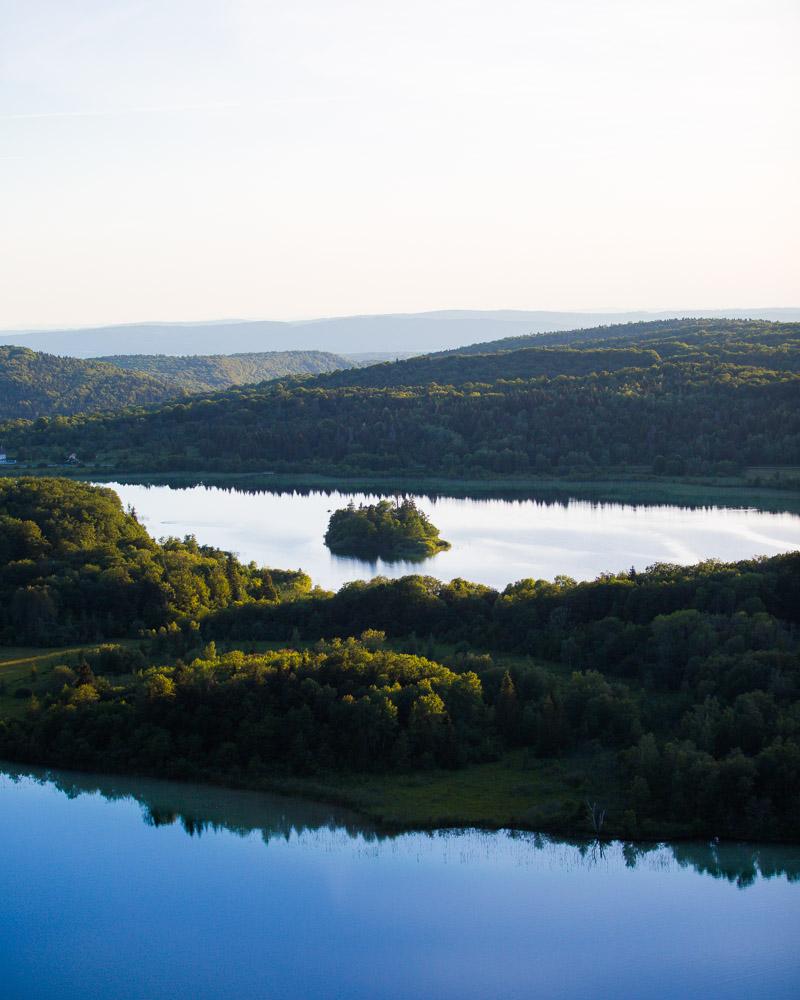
[105,483,800,590]
[1,764,798,1000]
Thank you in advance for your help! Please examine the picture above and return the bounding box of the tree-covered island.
[324,498,451,560]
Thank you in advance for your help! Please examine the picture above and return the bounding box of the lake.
[105,483,800,590]
[1,764,798,1000]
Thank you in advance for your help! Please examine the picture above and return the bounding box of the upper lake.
[105,483,800,590]
[1,764,798,1000]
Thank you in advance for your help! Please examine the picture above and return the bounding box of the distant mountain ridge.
[2,308,799,358]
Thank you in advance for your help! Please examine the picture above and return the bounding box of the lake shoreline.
[3,466,800,513]
[3,749,798,846]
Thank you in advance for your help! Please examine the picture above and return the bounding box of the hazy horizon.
[2,1,798,329]
[3,307,799,358]
[3,305,800,337]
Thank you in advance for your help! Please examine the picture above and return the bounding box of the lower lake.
[1,764,798,1000]
[105,483,800,590]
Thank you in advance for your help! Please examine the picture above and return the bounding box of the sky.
[1,0,798,328]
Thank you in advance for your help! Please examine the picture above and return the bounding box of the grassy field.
[264,747,628,836]
[1,646,85,717]
[0,643,137,718]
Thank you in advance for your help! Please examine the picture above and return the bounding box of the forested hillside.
[4,320,798,475]
[0,346,355,421]
[98,350,354,391]
[0,479,798,840]
[441,317,800,359]
[334,318,800,386]
[0,344,361,422]
[315,346,662,388]
[0,346,182,420]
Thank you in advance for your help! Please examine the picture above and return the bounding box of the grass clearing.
[266,747,626,833]
[0,642,135,718]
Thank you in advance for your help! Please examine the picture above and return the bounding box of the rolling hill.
[318,319,800,388]
[0,346,181,421]
[434,316,800,359]
[315,346,662,388]
[4,319,799,477]
[0,346,355,421]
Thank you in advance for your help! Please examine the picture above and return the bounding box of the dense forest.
[324,499,450,560]
[0,346,182,420]
[97,350,354,392]
[315,346,663,388]
[0,479,798,840]
[3,319,798,475]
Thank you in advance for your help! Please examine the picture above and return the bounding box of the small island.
[324,498,451,561]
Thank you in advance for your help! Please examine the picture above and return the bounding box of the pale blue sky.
[1,0,798,327]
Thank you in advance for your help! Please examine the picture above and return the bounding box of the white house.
[0,445,17,465]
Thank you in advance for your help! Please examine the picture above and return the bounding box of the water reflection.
[4,763,798,888]
[99,483,800,591]
[1,763,374,844]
